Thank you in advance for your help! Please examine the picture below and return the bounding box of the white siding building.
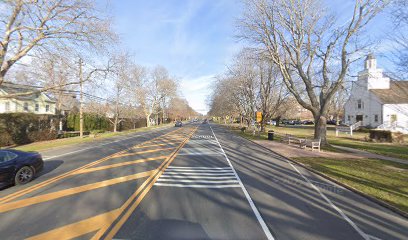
[0,82,56,115]
[344,54,408,134]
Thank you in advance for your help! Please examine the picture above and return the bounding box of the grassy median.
[294,157,408,213]
[13,123,172,152]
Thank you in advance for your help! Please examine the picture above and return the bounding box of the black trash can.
[268,130,274,140]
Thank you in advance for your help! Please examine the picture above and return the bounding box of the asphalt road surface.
[0,123,407,240]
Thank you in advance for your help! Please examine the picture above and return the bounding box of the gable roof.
[0,82,56,102]
[58,94,80,111]
[370,81,408,104]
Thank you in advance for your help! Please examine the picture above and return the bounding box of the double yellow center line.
[6,126,197,240]
[0,127,184,205]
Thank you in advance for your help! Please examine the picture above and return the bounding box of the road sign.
[256,111,262,123]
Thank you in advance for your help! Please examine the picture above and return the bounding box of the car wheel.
[15,166,34,185]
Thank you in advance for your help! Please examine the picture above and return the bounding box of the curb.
[224,125,408,219]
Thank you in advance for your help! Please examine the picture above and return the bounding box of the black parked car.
[175,121,183,127]
[302,120,314,125]
[0,149,44,187]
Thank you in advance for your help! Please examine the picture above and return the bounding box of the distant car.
[266,120,277,125]
[175,121,182,127]
[302,120,314,125]
[0,149,44,187]
[193,119,198,122]
[327,119,337,125]
[202,119,208,124]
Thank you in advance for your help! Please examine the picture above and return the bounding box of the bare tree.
[129,66,177,127]
[168,97,198,121]
[0,0,114,94]
[209,49,291,130]
[239,0,387,144]
[107,53,133,132]
[208,77,240,124]
[31,54,75,113]
[390,0,408,77]
[255,54,289,131]
[77,57,111,137]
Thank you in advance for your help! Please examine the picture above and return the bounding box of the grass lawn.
[294,157,408,213]
[266,125,408,160]
[13,123,172,152]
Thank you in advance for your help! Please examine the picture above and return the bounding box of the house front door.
[356,115,363,123]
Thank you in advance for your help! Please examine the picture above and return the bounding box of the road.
[0,123,407,240]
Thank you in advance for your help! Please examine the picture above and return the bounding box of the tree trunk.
[276,116,281,127]
[314,114,327,145]
[113,116,118,132]
[260,121,265,132]
[146,114,151,127]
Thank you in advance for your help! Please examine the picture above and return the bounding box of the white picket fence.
[335,121,362,136]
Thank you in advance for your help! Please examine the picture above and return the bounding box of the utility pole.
[79,58,84,138]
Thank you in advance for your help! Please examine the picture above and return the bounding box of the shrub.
[0,113,59,147]
[369,130,405,143]
[66,113,110,131]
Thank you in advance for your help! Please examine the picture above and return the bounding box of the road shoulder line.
[209,125,275,240]
[230,126,408,219]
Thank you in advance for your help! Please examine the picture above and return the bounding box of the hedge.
[369,129,405,143]
[66,113,110,131]
[0,113,59,147]
[0,112,171,147]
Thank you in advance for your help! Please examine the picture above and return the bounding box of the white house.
[0,82,57,115]
[344,54,408,134]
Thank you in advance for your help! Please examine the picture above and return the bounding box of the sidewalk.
[254,140,407,165]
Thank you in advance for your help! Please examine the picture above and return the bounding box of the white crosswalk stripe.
[155,166,240,188]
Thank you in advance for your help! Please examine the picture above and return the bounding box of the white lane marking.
[167,166,230,170]
[192,135,214,139]
[188,140,219,144]
[177,152,224,156]
[210,125,275,240]
[288,161,369,240]
[164,169,233,173]
[154,183,241,188]
[366,234,383,240]
[157,179,239,183]
[42,127,171,160]
[161,172,235,176]
[159,176,237,179]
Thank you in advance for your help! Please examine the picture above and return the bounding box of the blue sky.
[101,0,396,114]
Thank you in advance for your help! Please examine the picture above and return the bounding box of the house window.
[45,105,50,112]
[374,114,378,122]
[347,115,351,121]
[35,104,39,112]
[24,102,29,111]
[5,102,10,111]
[357,99,362,109]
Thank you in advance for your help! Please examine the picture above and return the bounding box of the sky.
[101,0,397,115]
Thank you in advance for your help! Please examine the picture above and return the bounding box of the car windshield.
[0,151,18,163]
